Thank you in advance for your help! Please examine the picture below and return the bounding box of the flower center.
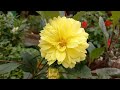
[59,39,67,47]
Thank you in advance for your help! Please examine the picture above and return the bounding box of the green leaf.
[73,11,86,20]
[90,47,104,62]
[36,11,59,20]
[92,68,120,79]
[40,18,47,27]
[0,62,20,74]
[79,65,92,79]
[111,11,120,26]
[66,65,92,79]
[114,28,119,36]
[20,52,37,73]
[10,11,17,16]
[99,16,109,42]
[23,72,32,79]
[87,42,96,53]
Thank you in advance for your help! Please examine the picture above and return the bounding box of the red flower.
[105,20,112,27]
[81,21,88,28]
[107,38,111,47]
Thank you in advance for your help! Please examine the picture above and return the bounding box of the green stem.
[37,58,44,72]
[34,62,48,78]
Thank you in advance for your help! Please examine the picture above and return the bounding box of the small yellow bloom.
[38,16,89,68]
[47,67,60,79]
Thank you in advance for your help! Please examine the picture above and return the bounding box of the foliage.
[73,11,86,20]
[27,15,46,33]
[0,62,20,74]
[64,64,93,79]
[79,11,111,48]
[89,47,105,64]
[92,68,120,79]
[0,12,29,59]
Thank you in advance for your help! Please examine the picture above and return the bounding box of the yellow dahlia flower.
[47,67,60,79]
[38,16,89,68]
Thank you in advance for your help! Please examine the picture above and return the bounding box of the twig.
[34,72,47,78]
[35,63,48,78]
[39,62,48,71]
[37,58,45,71]
[28,61,48,79]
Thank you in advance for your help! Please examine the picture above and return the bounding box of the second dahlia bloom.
[38,16,89,68]
[47,67,60,79]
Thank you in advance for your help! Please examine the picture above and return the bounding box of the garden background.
[0,11,120,79]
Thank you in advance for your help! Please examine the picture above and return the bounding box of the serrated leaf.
[79,65,92,79]
[90,47,104,62]
[98,74,111,79]
[99,16,109,42]
[11,11,17,16]
[87,42,96,53]
[93,68,120,76]
[73,11,86,20]
[92,68,120,79]
[20,52,37,73]
[23,72,32,79]
[66,65,92,79]
[111,11,120,26]
[0,62,20,74]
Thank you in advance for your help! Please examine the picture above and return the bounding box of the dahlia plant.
[0,11,120,79]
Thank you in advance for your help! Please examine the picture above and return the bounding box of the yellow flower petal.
[48,60,56,65]
[56,44,66,52]
[67,48,80,58]
[56,50,66,62]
